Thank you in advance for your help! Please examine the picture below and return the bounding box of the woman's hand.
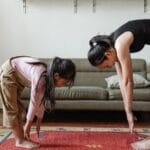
[24,120,32,139]
[126,111,137,133]
[36,118,42,138]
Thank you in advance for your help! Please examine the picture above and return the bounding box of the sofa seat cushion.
[55,86,108,100]
[108,88,150,101]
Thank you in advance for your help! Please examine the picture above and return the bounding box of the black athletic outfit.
[110,19,150,53]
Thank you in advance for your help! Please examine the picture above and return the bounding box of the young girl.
[88,19,150,133]
[0,56,76,149]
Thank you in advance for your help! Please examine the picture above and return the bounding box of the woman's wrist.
[26,120,33,126]
[125,109,132,115]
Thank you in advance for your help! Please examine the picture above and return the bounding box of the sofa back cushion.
[39,58,147,88]
[72,58,147,88]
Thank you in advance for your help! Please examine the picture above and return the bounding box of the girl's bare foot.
[16,139,40,149]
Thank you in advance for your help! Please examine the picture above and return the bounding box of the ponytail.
[88,35,113,66]
[44,57,76,111]
[89,35,112,49]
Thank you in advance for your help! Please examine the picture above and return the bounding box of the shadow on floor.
[42,110,150,123]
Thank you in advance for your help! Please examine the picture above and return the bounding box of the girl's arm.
[26,77,45,122]
[24,74,45,138]
[115,31,134,132]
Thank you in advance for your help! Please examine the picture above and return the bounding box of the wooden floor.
[0,110,149,128]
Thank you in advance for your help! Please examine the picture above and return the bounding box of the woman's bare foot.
[16,139,40,149]
[131,138,150,150]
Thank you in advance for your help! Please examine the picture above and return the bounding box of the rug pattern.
[0,126,150,150]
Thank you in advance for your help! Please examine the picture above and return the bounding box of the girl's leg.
[0,77,39,148]
[12,124,40,149]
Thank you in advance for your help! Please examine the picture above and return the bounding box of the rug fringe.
[0,131,12,144]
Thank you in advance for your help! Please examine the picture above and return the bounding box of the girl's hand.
[24,120,32,139]
[36,118,42,138]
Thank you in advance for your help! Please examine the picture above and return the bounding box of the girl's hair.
[28,57,76,111]
[88,35,113,66]
[44,57,76,110]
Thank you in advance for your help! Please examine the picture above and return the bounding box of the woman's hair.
[88,35,113,66]
[44,57,76,110]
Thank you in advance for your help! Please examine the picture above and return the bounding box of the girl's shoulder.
[11,56,47,78]
[12,56,41,63]
[12,56,47,67]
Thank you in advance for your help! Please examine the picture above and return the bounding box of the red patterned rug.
[0,131,147,150]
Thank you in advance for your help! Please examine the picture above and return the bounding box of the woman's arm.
[117,51,133,112]
[115,62,126,105]
[115,31,135,132]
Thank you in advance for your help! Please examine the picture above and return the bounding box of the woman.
[88,19,150,133]
[0,56,76,149]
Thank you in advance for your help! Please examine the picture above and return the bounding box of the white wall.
[0,0,150,70]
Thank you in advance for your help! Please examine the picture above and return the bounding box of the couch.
[0,58,150,112]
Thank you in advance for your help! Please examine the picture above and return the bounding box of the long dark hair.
[44,57,76,111]
[88,35,113,66]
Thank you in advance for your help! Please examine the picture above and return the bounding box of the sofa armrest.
[147,73,150,81]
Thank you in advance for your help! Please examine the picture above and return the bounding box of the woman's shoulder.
[126,19,150,24]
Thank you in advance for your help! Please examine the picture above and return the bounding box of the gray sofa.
[0,58,150,112]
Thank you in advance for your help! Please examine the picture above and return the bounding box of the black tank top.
[110,19,150,53]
